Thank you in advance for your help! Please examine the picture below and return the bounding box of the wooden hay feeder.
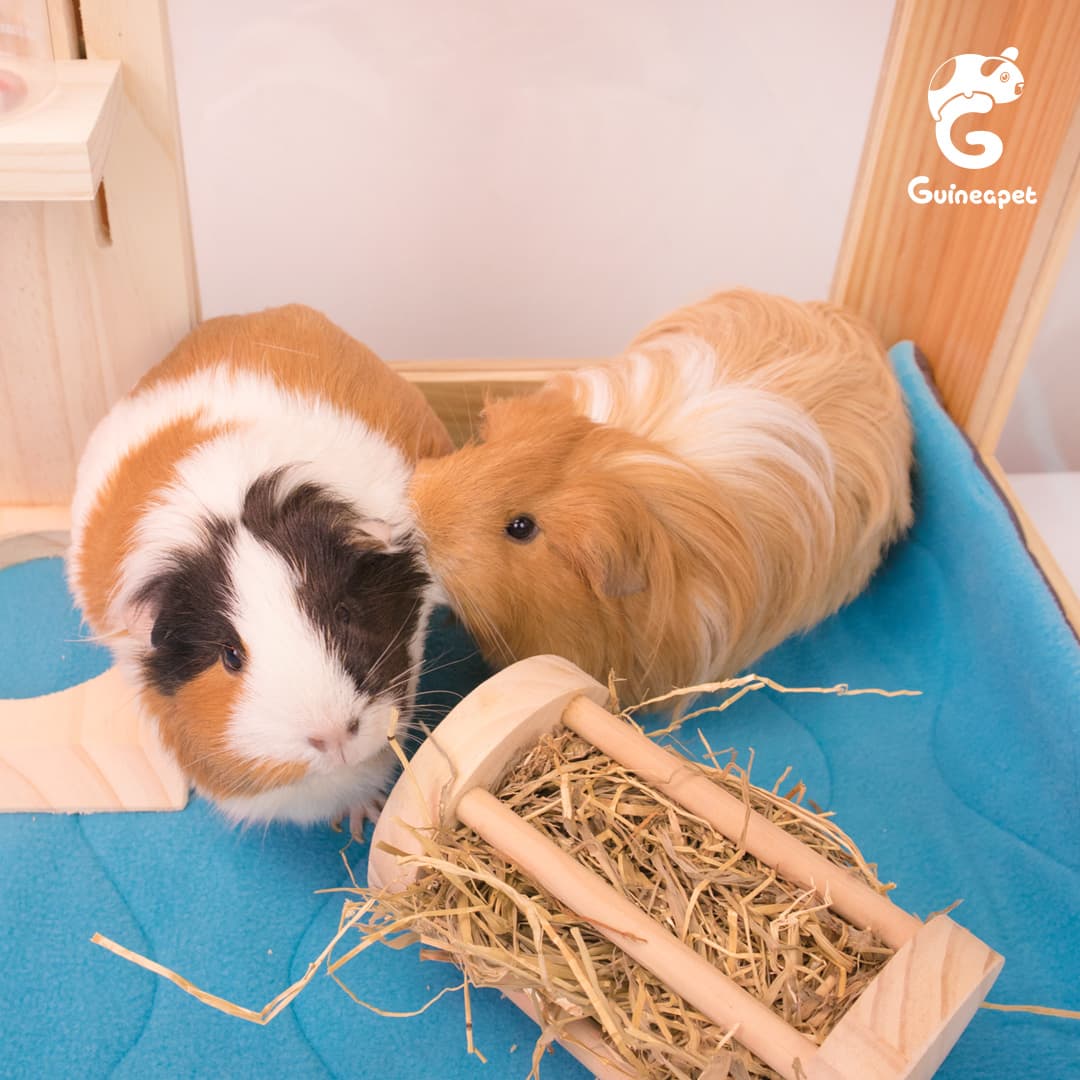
[368,655,1003,1080]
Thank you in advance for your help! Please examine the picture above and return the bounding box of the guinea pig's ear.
[556,508,650,599]
[122,579,166,648]
[351,517,393,549]
[582,545,648,598]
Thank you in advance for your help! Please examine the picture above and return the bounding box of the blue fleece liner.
[1,342,1077,1079]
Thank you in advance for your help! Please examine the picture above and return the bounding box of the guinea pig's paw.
[348,792,387,839]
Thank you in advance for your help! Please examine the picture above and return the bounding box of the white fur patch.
[225,530,366,765]
[570,335,836,523]
[574,368,613,423]
[72,365,408,551]
[216,744,397,826]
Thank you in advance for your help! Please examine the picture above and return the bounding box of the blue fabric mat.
[1,343,1077,1079]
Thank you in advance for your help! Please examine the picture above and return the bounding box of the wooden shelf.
[0,59,122,201]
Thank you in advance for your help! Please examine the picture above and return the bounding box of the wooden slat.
[0,504,70,568]
[0,502,71,542]
[967,109,1080,449]
[45,0,81,59]
[390,358,593,445]
[832,0,1080,451]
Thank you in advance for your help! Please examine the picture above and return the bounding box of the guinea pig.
[67,304,453,831]
[410,288,913,700]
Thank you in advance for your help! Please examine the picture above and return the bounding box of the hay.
[349,722,897,1079]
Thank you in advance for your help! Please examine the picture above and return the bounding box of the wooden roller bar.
[457,785,816,1080]
[563,695,921,951]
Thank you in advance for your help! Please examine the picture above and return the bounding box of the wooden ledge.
[0,59,122,201]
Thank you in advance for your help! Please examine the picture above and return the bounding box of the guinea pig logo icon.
[927,46,1024,169]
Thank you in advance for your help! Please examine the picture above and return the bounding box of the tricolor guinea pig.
[67,305,453,830]
[410,288,913,700]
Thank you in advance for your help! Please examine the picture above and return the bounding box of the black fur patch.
[240,471,429,698]
[140,518,240,696]
[139,470,429,703]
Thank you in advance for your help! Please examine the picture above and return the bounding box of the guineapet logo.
[927,46,1024,169]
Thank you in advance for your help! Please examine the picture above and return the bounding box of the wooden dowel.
[457,786,816,1080]
[563,696,920,951]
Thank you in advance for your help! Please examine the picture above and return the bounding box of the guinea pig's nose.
[1015,81,1023,96]
[309,725,358,754]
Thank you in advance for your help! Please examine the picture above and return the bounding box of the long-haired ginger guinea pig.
[67,305,453,830]
[411,288,913,700]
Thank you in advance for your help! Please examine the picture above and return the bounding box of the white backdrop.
[167,1,1077,469]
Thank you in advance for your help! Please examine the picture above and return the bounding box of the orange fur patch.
[134,304,453,463]
[143,664,307,800]
[71,416,229,634]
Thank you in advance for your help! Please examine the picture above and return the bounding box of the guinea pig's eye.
[335,602,351,626]
[221,644,245,674]
[1000,71,1010,81]
[505,515,539,543]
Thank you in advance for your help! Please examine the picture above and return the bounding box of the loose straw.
[91,898,371,1026]
[981,1002,1080,1020]
[627,672,921,737]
